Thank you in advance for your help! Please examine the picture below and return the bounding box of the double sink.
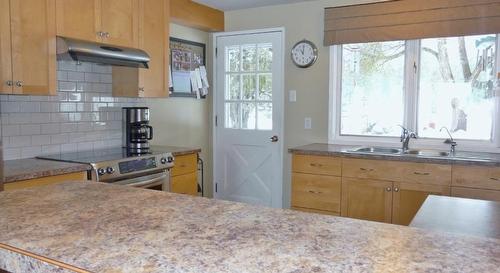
[350,147,450,157]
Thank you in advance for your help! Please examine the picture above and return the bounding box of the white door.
[214,30,284,208]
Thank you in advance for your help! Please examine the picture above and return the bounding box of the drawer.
[342,158,451,185]
[291,207,340,216]
[452,165,500,191]
[291,173,341,212]
[451,186,500,202]
[171,153,198,176]
[292,154,341,176]
[171,172,198,196]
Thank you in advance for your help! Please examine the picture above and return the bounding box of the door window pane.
[227,46,240,72]
[226,75,240,100]
[257,103,272,130]
[225,103,240,129]
[418,35,496,140]
[241,103,256,129]
[258,44,273,71]
[340,41,405,136]
[258,74,272,101]
[242,74,256,100]
[242,45,257,72]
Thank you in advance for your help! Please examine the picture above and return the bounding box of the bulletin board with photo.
[169,37,206,98]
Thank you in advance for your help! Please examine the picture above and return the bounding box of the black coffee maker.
[122,107,153,154]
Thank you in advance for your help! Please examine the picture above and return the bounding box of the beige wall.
[224,0,384,207]
[148,23,213,197]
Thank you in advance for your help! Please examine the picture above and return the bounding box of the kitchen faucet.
[398,125,417,152]
[440,126,457,155]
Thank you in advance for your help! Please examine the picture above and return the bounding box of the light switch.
[289,90,297,102]
[304,117,312,129]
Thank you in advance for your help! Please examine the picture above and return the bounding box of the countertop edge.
[3,164,91,184]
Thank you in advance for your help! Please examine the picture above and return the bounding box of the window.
[224,43,273,130]
[340,41,405,137]
[330,34,499,147]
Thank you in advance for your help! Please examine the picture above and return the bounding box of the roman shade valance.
[324,0,500,46]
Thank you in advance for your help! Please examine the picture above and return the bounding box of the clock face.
[291,40,317,68]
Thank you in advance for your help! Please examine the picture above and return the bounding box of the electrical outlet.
[289,90,297,102]
[304,117,312,129]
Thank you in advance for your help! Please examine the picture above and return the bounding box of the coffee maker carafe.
[122,107,153,154]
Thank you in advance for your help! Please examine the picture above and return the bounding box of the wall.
[224,0,384,207]
[139,23,214,197]
[0,61,144,160]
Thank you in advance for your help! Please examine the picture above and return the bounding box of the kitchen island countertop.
[0,182,499,273]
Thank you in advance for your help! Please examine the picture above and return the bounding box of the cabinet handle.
[310,163,323,167]
[489,177,499,181]
[139,87,145,92]
[5,80,13,86]
[386,187,392,192]
[360,168,374,172]
[308,190,322,194]
[393,187,400,192]
[104,32,110,38]
[413,171,430,176]
[96,31,104,37]
[15,81,23,87]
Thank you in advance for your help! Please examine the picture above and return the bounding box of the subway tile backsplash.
[0,60,146,160]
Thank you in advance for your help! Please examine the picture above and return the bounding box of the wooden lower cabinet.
[291,207,340,216]
[171,172,197,195]
[451,187,500,202]
[341,178,393,223]
[291,173,341,213]
[4,172,87,191]
[392,182,450,225]
[170,153,198,196]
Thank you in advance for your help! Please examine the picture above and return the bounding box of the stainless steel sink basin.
[405,149,450,157]
[349,147,402,154]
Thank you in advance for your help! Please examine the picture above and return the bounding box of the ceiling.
[192,0,317,11]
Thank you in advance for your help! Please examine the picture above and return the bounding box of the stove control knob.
[167,156,174,163]
[160,157,167,164]
[97,168,106,176]
[106,167,115,174]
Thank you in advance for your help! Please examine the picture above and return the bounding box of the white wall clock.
[291,39,318,68]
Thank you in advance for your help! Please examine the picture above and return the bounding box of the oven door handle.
[115,172,169,189]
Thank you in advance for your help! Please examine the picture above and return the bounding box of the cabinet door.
[9,0,56,95]
[137,0,168,97]
[451,187,500,202]
[0,0,13,94]
[171,172,198,196]
[341,177,393,223]
[56,0,101,42]
[101,0,139,48]
[392,182,450,226]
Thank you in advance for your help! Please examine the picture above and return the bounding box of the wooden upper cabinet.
[55,0,100,42]
[9,0,56,95]
[392,182,450,226]
[138,0,168,97]
[101,0,139,48]
[341,178,393,223]
[0,0,13,94]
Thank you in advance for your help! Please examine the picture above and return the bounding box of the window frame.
[328,35,500,152]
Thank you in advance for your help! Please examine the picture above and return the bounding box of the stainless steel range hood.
[56,37,150,68]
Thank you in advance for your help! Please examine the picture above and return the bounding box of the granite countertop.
[0,182,499,273]
[289,143,500,166]
[2,158,91,184]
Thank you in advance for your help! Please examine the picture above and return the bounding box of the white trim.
[211,27,286,204]
[328,35,500,153]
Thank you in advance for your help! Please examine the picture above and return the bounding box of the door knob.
[96,31,104,37]
[15,81,23,87]
[386,187,392,192]
[5,80,13,86]
[104,32,110,38]
[270,135,279,142]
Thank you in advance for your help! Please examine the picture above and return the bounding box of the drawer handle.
[413,172,430,176]
[308,190,322,194]
[360,168,375,172]
[310,163,323,167]
[489,177,499,181]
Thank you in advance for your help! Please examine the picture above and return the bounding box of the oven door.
[112,171,170,191]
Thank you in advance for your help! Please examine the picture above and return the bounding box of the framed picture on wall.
[169,37,206,98]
